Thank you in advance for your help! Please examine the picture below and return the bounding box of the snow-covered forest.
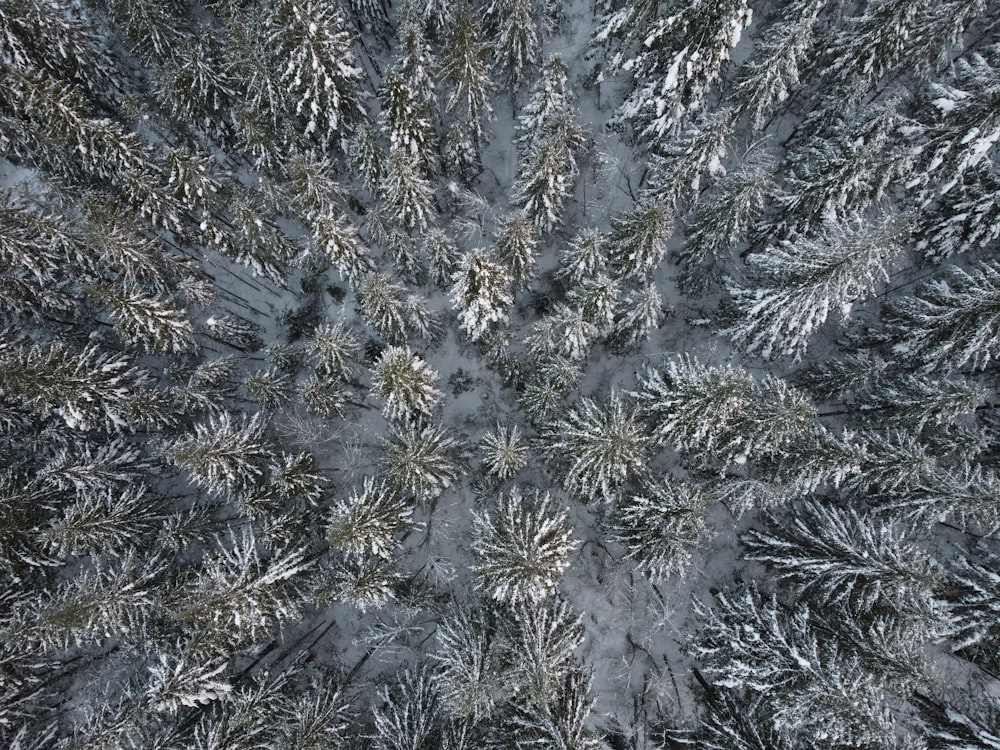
[2,0,1000,746]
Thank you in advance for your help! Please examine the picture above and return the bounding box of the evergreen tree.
[0,335,148,431]
[371,346,442,421]
[632,356,816,466]
[525,303,597,363]
[170,530,311,650]
[693,585,898,747]
[600,0,752,146]
[607,198,673,279]
[506,671,599,750]
[481,423,529,481]
[472,487,576,604]
[432,604,500,720]
[143,650,233,714]
[38,484,158,559]
[379,148,437,232]
[357,272,437,343]
[87,282,197,355]
[743,500,941,619]
[555,228,607,286]
[155,32,237,136]
[379,70,434,164]
[543,391,647,504]
[381,423,462,500]
[307,319,361,381]
[267,0,363,147]
[612,281,665,347]
[450,249,514,342]
[732,0,825,128]
[487,0,540,89]
[857,373,987,431]
[441,6,493,146]
[494,211,539,289]
[372,667,442,750]
[349,125,385,192]
[505,597,585,708]
[647,108,734,207]
[245,368,293,410]
[311,210,375,286]
[513,127,583,232]
[727,213,906,360]
[164,412,273,497]
[946,551,1000,671]
[299,376,348,418]
[327,477,414,560]
[421,229,463,288]
[569,275,619,337]
[610,478,708,579]
[205,313,263,351]
[886,261,1000,373]
[311,555,396,612]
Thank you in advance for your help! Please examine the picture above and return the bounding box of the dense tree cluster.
[1,0,1000,747]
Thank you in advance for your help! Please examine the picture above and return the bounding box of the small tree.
[494,211,539,289]
[472,487,576,605]
[371,346,441,421]
[441,5,493,146]
[381,423,462,500]
[544,392,647,504]
[450,249,514,342]
[607,198,673,279]
[481,423,529,481]
[327,477,414,560]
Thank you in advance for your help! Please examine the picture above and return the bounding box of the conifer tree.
[472,488,576,605]
[0,335,147,431]
[607,198,673,279]
[543,392,647,504]
[311,210,375,286]
[155,32,237,135]
[599,0,752,146]
[381,423,462,500]
[611,478,708,579]
[494,211,539,289]
[727,213,905,361]
[144,650,233,714]
[693,585,898,747]
[487,0,540,89]
[633,356,816,466]
[647,108,734,207]
[164,412,273,497]
[441,6,493,146]
[245,368,293,410]
[379,148,437,232]
[421,229,463,288]
[481,423,529,481]
[379,70,434,164]
[371,346,441,421]
[505,597,585,708]
[432,604,500,720]
[569,275,619,338]
[372,667,442,750]
[327,477,414,560]
[450,249,514,342]
[732,0,824,128]
[513,129,583,233]
[506,671,600,750]
[307,320,360,381]
[87,282,197,355]
[556,228,608,286]
[612,281,665,347]
[170,530,311,650]
[38,484,158,559]
[886,261,1000,373]
[743,500,941,619]
[267,0,363,147]
[357,272,437,343]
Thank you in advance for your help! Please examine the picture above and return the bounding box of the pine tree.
[494,211,539,289]
[607,198,673,279]
[155,32,237,135]
[311,210,375,286]
[945,551,1000,671]
[471,487,576,604]
[37,484,158,559]
[692,585,898,747]
[555,228,607,286]
[732,1,824,128]
[601,0,752,146]
[543,392,646,505]
[311,555,396,612]
[327,477,414,560]
[381,422,462,501]
[170,530,311,650]
[379,148,437,232]
[513,129,583,232]
[372,667,442,750]
[610,478,708,579]
[164,412,273,497]
[742,500,940,619]
[678,149,771,292]
[441,6,493,146]
[144,650,233,714]
[505,597,585,708]
[857,373,987,432]
[727,213,906,361]
[647,108,734,207]
[487,0,540,89]
[632,357,815,466]
[506,671,600,750]
[0,335,148,431]
[371,346,441,421]
[612,281,665,347]
[569,275,619,338]
[450,249,514,342]
[307,319,360,381]
[886,261,1000,373]
[87,282,197,355]
[421,229,463,289]
[275,684,350,750]
[357,272,437,343]
[299,375,348,418]
[432,604,500,720]
[379,70,434,164]
[205,314,263,351]
[267,0,363,147]
[481,423,529,481]
[525,303,597,362]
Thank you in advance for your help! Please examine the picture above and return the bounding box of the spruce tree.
[326,477,414,560]
[371,345,442,421]
[381,423,462,501]
[441,6,493,146]
[471,487,576,604]
[450,249,514,342]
